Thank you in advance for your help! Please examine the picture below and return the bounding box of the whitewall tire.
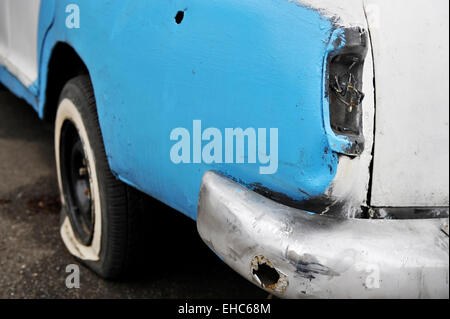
[54,75,141,278]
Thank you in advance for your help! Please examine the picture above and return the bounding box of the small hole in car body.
[175,11,184,24]
[252,262,280,287]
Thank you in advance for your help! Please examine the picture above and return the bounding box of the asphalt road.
[0,86,267,299]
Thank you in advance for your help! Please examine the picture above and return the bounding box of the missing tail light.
[327,28,369,155]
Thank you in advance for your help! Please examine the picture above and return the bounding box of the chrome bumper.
[197,171,449,299]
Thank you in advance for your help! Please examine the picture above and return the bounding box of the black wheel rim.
[60,121,94,245]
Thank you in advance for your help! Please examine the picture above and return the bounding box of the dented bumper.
[197,171,449,299]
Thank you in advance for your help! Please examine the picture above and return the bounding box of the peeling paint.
[293,0,369,27]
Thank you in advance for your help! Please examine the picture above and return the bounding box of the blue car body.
[1,0,355,220]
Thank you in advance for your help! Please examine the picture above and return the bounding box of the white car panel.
[0,0,41,87]
[366,0,449,207]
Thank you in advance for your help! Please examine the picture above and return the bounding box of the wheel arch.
[41,42,90,123]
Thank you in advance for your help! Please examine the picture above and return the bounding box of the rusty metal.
[331,61,365,112]
[250,255,289,294]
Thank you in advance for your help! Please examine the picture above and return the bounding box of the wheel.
[55,75,140,278]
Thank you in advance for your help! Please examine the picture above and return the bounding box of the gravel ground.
[0,86,267,299]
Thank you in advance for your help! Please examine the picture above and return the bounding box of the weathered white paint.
[0,0,41,87]
[296,0,367,27]
[365,0,449,207]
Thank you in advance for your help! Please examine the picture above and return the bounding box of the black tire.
[55,75,140,278]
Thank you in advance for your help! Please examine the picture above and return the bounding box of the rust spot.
[251,255,288,294]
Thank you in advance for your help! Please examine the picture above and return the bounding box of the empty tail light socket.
[326,27,369,156]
